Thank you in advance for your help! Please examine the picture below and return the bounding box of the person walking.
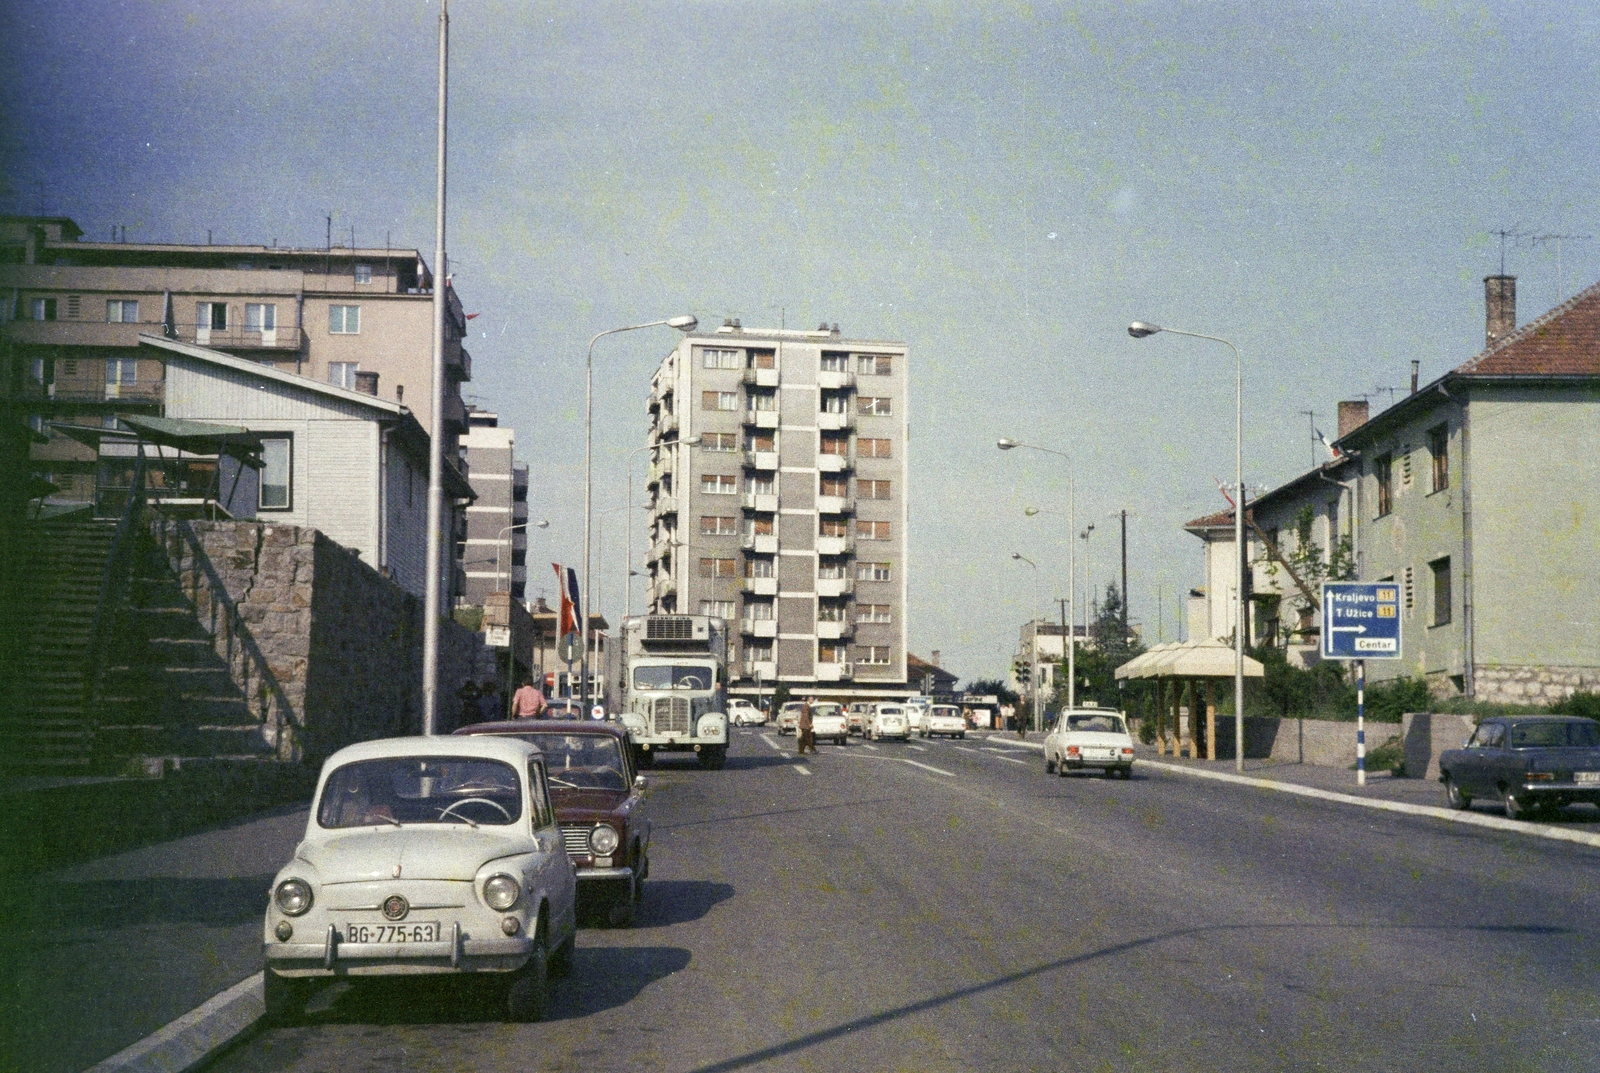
[477,678,502,722]
[796,696,816,755]
[510,676,547,720]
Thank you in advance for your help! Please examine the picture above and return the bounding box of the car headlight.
[483,873,521,911]
[589,824,620,856]
[275,878,313,916]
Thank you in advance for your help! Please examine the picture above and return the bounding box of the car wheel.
[1057,758,1070,778]
[549,933,575,979]
[262,969,310,1026]
[1503,788,1535,821]
[506,932,549,1022]
[1045,754,1056,774]
[1443,774,1471,810]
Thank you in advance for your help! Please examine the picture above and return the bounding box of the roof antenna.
[1490,224,1525,276]
[1299,410,1316,471]
[1529,233,1594,305]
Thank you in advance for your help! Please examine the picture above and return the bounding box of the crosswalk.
[747,728,1036,778]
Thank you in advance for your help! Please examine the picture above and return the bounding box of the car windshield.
[519,734,629,790]
[1066,714,1126,734]
[318,756,523,828]
[633,664,713,690]
[932,707,959,717]
[878,707,903,716]
[1510,720,1600,748]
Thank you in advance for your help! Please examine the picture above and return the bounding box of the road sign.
[484,624,511,648]
[1321,582,1402,660]
[557,631,580,664]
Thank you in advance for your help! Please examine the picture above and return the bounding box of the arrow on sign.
[1330,625,1368,633]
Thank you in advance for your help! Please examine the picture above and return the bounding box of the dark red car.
[455,719,651,925]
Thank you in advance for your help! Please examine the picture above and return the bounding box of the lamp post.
[494,519,548,594]
[624,435,699,618]
[1012,552,1041,733]
[1129,320,1245,772]
[1000,439,1077,708]
[583,315,698,711]
[1080,522,1095,697]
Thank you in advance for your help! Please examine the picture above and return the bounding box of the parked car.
[455,719,651,925]
[919,704,967,739]
[1044,708,1136,778]
[868,703,911,741]
[777,701,804,735]
[1439,715,1600,820]
[847,702,873,735]
[812,702,849,745]
[261,735,578,1024]
[727,698,766,726]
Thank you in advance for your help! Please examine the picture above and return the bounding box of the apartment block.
[458,408,530,605]
[643,321,909,700]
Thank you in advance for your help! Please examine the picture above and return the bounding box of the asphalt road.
[208,728,1600,1072]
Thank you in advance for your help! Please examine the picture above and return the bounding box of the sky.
[4,0,1597,683]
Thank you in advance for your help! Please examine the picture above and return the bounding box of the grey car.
[1439,716,1600,820]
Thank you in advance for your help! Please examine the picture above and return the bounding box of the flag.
[1214,475,1235,508]
[1316,428,1341,461]
[552,563,581,640]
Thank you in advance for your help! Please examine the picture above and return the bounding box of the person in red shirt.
[510,676,548,720]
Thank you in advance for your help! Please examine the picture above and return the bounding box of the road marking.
[898,759,955,777]
[861,742,879,751]
[908,744,926,752]
[794,765,813,776]
[1139,759,1600,850]
[954,747,979,754]
[994,755,1030,765]
[759,734,784,751]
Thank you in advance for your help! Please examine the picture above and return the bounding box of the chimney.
[1337,400,1369,438]
[1485,274,1516,348]
[931,649,941,667]
[354,370,380,395]
[1410,360,1419,395]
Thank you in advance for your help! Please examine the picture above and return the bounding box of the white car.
[261,735,579,1024]
[777,701,804,735]
[811,702,849,745]
[868,703,910,741]
[727,698,765,726]
[1044,708,1136,779]
[919,704,967,739]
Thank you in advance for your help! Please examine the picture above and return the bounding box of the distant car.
[727,698,765,726]
[1439,715,1600,820]
[1044,708,1136,778]
[455,719,652,926]
[811,702,849,745]
[261,735,578,1024]
[777,701,804,735]
[868,703,910,741]
[847,702,873,735]
[919,704,967,739]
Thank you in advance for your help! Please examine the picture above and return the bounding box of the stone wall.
[1473,664,1600,706]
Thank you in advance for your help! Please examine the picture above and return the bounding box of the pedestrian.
[477,678,502,722]
[510,675,547,720]
[1001,702,1016,733]
[796,696,816,755]
[456,681,481,727]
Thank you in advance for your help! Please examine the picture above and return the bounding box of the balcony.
[658,411,680,435]
[816,452,853,473]
[27,378,167,405]
[742,576,778,596]
[814,661,855,682]
[741,367,780,388]
[815,535,854,557]
[741,492,778,513]
[816,412,854,432]
[742,659,778,680]
[816,369,856,391]
[175,322,307,352]
[741,533,779,554]
[743,449,779,470]
[815,620,855,640]
[741,618,778,638]
[816,495,855,515]
[653,493,678,515]
[815,577,854,598]
[742,410,779,430]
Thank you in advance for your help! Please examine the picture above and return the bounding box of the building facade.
[458,408,529,605]
[643,322,910,700]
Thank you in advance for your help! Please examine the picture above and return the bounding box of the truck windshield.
[633,664,713,691]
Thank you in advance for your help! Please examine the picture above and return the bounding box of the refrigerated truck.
[616,614,729,769]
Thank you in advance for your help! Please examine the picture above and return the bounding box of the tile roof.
[1183,507,1235,531]
[1456,277,1600,377]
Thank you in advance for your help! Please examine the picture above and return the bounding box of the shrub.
[1362,734,1406,776]
[1552,691,1600,720]
[1363,676,1431,723]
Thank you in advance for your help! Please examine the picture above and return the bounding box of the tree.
[1257,505,1355,642]
[966,677,1019,705]
[1049,581,1149,714]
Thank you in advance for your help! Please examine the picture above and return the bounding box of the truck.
[614,614,730,769]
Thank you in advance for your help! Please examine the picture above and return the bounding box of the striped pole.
[1356,658,1367,787]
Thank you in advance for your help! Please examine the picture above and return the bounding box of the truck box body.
[617,615,730,768]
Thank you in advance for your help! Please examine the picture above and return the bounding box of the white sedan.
[261,735,578,1023]
[811,703,849,745]
[1044,708,1136,778]
[868,704,911,741]
[919,704,967,739]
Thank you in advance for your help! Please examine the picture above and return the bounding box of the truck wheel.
[698,746,726,770]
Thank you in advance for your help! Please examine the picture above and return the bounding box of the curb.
[85,972,262,1073]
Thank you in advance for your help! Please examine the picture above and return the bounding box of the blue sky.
[5,1,1597,681]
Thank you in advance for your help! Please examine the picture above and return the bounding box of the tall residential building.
[643,321,909,701]
[458,408,529,605]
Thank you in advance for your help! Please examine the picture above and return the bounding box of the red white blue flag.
[552,563,581,639]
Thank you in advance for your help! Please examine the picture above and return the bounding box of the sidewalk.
[0,804,307,1073]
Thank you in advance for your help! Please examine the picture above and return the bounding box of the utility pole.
[1119,509,1128,644]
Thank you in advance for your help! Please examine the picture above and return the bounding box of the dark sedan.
[1439,716,1600,820]
[456,720,651,925]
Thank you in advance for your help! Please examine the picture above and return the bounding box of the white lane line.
[794,765,813,776]
[908,744,927,752]
[759,734,784,751]
[861,742,879,751]
[953,747,980,754]
[898,758,955,777]
[1139,759,1600,850]
[994,755,1030,766]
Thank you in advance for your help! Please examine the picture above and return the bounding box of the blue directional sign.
[1321,582,1402,660]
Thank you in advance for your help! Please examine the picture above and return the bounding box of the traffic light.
[1012,658,1031,687]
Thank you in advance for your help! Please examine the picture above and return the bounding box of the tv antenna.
[1490,224,1526,276]
[1530,233,1594,304]
[1299,409,1317,470]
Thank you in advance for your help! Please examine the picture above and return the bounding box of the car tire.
[549,933,575,979]
[1443,774,1471,810]
[1503,788,1535,821]
[262,969,309,1026]
[506,933,549,1022]
[1045,754,1056,774]
[1057,759,1070,778]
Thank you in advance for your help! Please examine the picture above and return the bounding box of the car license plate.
[343,922,440,944]
[1576,772,1600,785]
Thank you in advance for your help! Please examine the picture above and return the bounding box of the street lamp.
[1000,439,1077,709]
[1080,522,1095,696]
[1012,552,1041,733]
[583,315,699,710]
[624,435,700,618]
[1129,320,1246,772]
[495,519,548,594]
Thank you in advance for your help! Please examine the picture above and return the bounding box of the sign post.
[558,632,580,700]
[1322,582,1403,786]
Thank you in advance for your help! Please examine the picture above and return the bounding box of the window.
[700,515,738,535]
[820,351,848,372]
[818,560,849,580]
[27,414,46,434]
[197,301,227,330]
[28,357,51,385]
[699,600,736,619]
[1430,556,1452,626]
[857,645,892,665]
[328,362,359,389]
[1374,454,1393,518]
[856,520,891,541]
[245,303,277,331]
[1400,445,1413,487]
[747,474,774,495]
[1428,424,1449,493]
[749,349,775,369]
[703,390,739,411]
[746,431,775,452]
[66,295,80,319]
[106,299,139,323]
[744,558,773,579]
[745,515,774,536]
[820,432,848,456]
[859,437,891,458]
[859,397,892,416]
[820,393,847,414]
[698,557,737,578]
[260,437,292,510]
[861,479,891,500]
[821,476,849,498]
[819,517,848,538]
[857,603,892,624]
[745,391,777,412]
[354,263,372,284]
[857,354,892,376]
[818,642,844,664]
[746,640,774,661]
[745,600,774,620]
[702,348,741,369]
[702,474,737,495]
[329,304,360,333]
[106,358,137,387]
[1403,566,1415,611]
[857,561,891,582]
[703,432,738,452]
[31,297,57,321]
[817,601,847,622]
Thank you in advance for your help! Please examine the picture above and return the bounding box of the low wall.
[1190,715,1403,766]
[1402,712,1478,782]
[1474,664,1600,707]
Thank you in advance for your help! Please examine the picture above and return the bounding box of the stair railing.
[84,445,149,727]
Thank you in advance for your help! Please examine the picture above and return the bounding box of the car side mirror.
[634,775,648,792]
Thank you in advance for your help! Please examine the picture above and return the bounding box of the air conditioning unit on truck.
[617,615,729,770]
